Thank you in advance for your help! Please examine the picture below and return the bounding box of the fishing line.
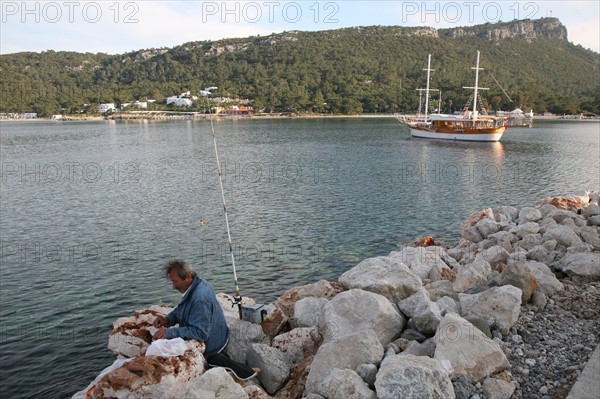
[210,118,243,320]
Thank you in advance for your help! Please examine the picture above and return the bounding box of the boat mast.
[424,54,432,121]
[463,50,488,119]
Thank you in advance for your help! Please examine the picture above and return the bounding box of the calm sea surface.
[0,118,598,398]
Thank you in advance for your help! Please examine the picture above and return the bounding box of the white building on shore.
[98,103,116,114]
[121,101,148,110]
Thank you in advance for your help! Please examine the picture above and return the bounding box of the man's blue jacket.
[165,276,229,355]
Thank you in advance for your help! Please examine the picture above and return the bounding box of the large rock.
[461,208,495,231]
[510,222,540,239]
[434,313,509,382]
[338,256,422,302]
[320,289,404,345]
[186,367,248,399]
[580,226,600,249]
[304,329,384,395]
[463,226,484,243]
[375,354,455,399]
[246,344,292,394]
[547,209,581,224]
[275,280,342,318]
[89,341,207,399]
[558,252,600,277]
[524,261,564,295]
[480,245,510,268]
[583,204,600,218]
[518,207,542,223]
[388,246,449,281]
[543,225,583,248]
[108,305,172,358]
[437,296,460,315]
[317,368,376,399]
[271,327,321,365]
[224,317,268,364]
[398,289,442,336]
[426,280,458,302]
[291,297,328,329]
[476,218,504,238]
[482,377,516,399]
[453,256,492,292]
[494,206,519,222]
[458,286,522,334]
[493,261,537,303]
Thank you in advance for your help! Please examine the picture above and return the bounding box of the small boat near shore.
[397,51,507,142]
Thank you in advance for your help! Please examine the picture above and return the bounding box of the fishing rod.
[209,117,243,320]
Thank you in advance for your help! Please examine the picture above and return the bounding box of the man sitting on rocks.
[152,259,229,356]
[152,259,257,380]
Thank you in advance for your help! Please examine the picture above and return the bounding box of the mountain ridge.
[1,18,598,116]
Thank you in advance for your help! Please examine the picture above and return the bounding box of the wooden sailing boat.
[402,51,508,142]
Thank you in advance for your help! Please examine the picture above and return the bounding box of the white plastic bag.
[145,337,187,357]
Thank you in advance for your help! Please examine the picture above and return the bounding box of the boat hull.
[409,126,504,142]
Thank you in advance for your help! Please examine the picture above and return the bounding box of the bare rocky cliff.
[440,18,568,42]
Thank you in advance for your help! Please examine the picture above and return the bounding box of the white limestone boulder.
[458,286,522,334]
[493,206,519,222]
[320,289,404,346]
[224,317,268,364]
[186,367,248,399]
[338,256,422,302]
[246,344,292,395]
[388,246,449,281]
[434,313,509,382]
[453,256,492,293]
[524,261,564,295]
[304,329,384,395]
[291,297,328,328]
[518,207,542,223]
[436,296,460,316]
[476,218,504,239]
[558,252,600,277]
[493,261,538,303]
[397,289,442,336]
[480,245,510,268]
[543,225,583,248]
[510,222,541,239]
[375,354,455,399]
[271,327,320,365]
[580,225,600,250]
[317,368,376,399]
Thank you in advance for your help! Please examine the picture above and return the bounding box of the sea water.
[0,118,598,398]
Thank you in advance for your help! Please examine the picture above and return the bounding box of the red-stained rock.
[276,280,344,318]
[541,196,583,212]
[89,341,206,399]
[108,305,172,358]
[414,236,436,247]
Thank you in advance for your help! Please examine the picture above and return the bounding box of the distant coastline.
[1,113,598,122]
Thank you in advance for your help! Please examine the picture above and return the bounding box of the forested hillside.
[1,18,598,116]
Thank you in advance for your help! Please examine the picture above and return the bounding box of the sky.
[0,1,599,55]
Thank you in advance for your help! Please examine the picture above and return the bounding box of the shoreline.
[1,113,598,123]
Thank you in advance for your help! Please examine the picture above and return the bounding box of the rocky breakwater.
[73,190,599,399]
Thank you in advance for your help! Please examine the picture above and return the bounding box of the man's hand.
[153,328,167,340]
[153,315,169,329]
